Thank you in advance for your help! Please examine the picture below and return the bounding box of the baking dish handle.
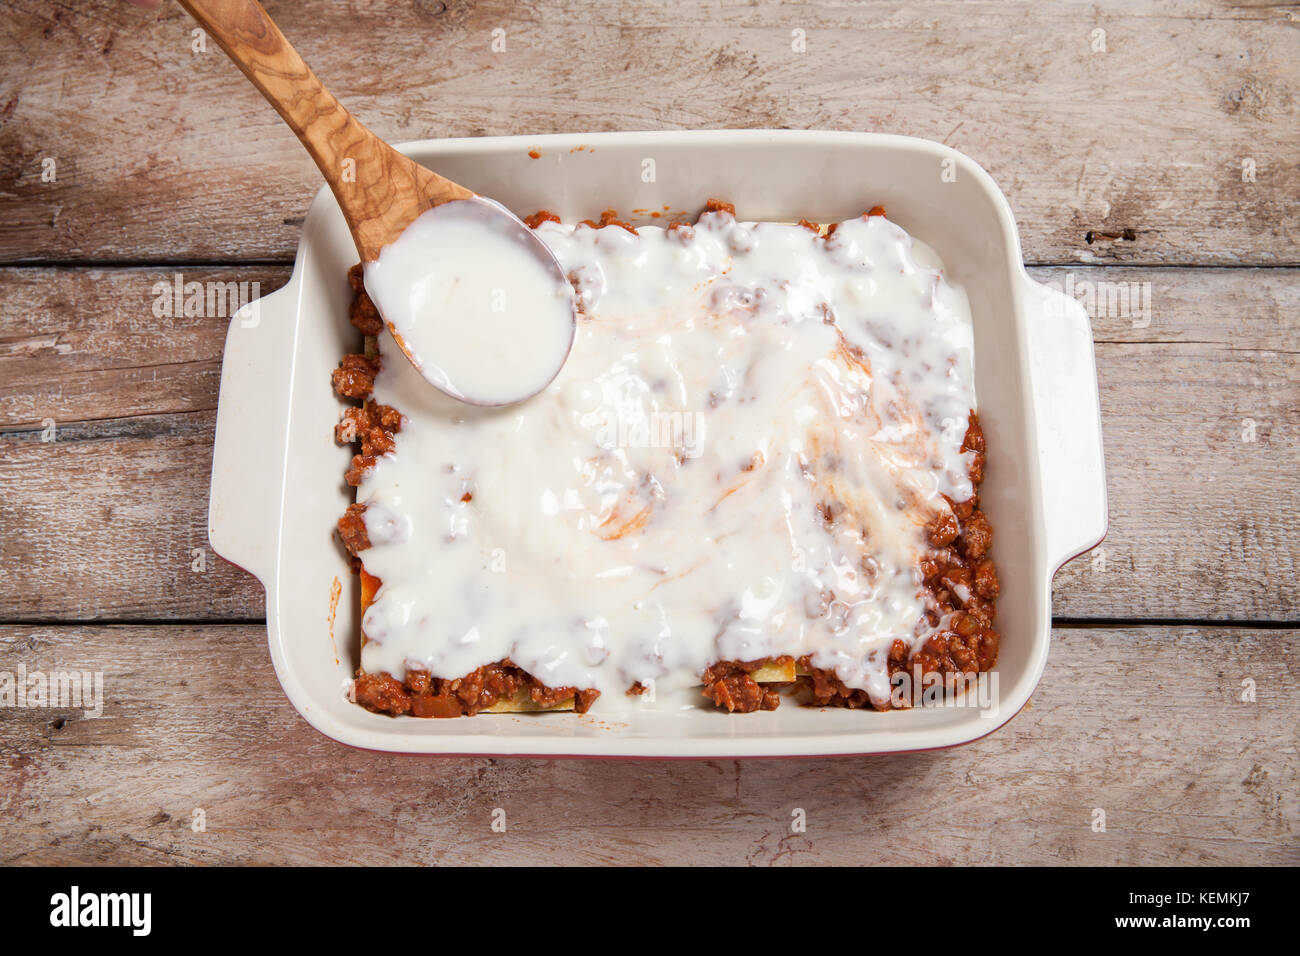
[207,280,298,587]
[1019,271,1109,573]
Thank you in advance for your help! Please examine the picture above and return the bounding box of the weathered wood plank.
[0,267,285,622]
[0,623,1293,865]
[0,266,286,426]
[0,1,1295,265]
[1,265,1294,621]
[1040,266,1300,620]
[0,411,264,621]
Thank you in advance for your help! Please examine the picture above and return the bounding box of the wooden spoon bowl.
[177,0,575,405]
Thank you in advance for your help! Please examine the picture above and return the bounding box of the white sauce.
[354,210,977,708]
[362,199,575,405]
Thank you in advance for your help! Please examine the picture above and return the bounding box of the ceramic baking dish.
[208,130,1106,757]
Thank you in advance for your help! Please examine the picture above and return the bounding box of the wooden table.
[1,0,1296,866]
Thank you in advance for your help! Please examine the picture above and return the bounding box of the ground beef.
[974,558,1000,599]
[337,503,370,555]
[331,353,380,400]
[578,208,638,234]
[336,400,401,457]
[928,509,960,547]
[350,295,384,336]
[333,369,402,488]
[354,661,599,718]
[343,264,384,334]
[523,209,561,229]
[705,412,1001,713]
[824,204,888,239]
[700,659,784,713]
[351,671,412,716]
[960,512,993,560]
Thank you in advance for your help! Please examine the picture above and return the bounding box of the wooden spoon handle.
[176,0,473,260]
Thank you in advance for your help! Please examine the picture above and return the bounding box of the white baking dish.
[208,130,1106,757]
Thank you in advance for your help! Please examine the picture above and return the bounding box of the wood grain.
[0,623,1293,866]
[0,0,1295,265]
[0,265,1294,622]
[176,0,475,262]
[0,266,286,425]
[1039,266,1300,621]
[0,411,263,621]
[0,0,1296,868]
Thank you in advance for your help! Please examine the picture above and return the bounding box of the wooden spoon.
[176,0,576,406]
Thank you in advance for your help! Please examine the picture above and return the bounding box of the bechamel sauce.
[354,210,977,708]
[362,200,576,405]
